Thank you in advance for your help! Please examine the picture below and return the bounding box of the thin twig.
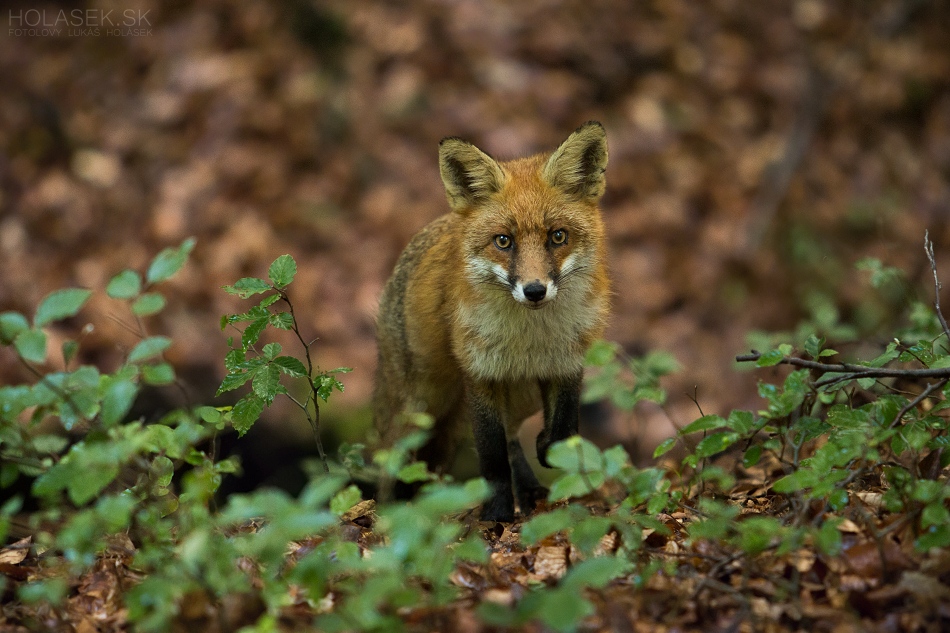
[280,290,329,472]
[888,379,948,429]
[925,230,950,343]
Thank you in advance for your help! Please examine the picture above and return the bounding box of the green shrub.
[2,240,948,632]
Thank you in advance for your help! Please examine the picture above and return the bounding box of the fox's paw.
[516,485,548,515]
[480,495,515,523]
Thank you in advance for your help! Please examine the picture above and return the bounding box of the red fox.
[374,122,610,521]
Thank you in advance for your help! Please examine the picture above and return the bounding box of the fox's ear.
[439,138,506,211]
[543,121,608,201]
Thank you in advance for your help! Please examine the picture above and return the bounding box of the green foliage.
[583,340,679,410]
[5,245,949,633]
[669,258,950,563]
[219,255,351,446]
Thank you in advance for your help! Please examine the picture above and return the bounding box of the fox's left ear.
[543,121,608,201]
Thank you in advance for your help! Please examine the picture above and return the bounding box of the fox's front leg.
[469,381,515,522]
[535,372,582,468]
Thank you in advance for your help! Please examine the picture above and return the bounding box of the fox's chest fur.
[454,284,604,381]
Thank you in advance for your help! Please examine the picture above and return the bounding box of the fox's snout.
[513,278,557,307]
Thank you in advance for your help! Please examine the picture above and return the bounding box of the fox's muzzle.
[512,278,557,307]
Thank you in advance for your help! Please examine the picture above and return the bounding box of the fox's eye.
[550,229,568,245]
[493,234,512,250]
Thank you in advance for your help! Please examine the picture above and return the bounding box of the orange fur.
[374,122,610,520]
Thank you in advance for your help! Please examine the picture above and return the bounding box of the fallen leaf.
[0,536,31,565]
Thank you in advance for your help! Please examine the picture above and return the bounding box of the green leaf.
[756,348,787,367]
[223,277,273,298]
[416,478,489,515]
[128,336,172,363]
[268,255,297,288]
[17,578,69,606]
[100,378,138,426]
[870,342,899,367]
[652,437,676,458]
[520,507,578,545]
[742,445,762,468]
[34,289,92,327]
[694,431,739,458]
[584,339,617,366]
[0,311,29,344]
[262,342,282,360]
[142,363,175,385]
[570,516,614,555]
[131,293,166,316]
[314,373,346,401]
[273,356,308,378]
[804,334,825,359]
[252,364,281,404]
[217,371,254,395]
[726,410,756,434]
[106,270,141,299]
[921,501,950,528]
[196,406,222,424]
[548,471,604,501]
[146,237,195,285]
[241,317,269,349]
[397,461,433,483]
[15,328,47,363]
[736,516,781,555]
[915,524,950,551]
[536,586,594,633]
[330,485,362,516]
[680,414,727,435]
[772,469,815,493]
[62,340,79,366]
[269,312,294,330]
[69,465,120,506]
[562,555,628,591]
[231,394,264,435]
[815,518,843,556]
[545,436,603,472]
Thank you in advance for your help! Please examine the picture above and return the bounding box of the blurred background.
[1,0,949,484]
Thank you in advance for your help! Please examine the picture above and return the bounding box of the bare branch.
[888,379,948,429]
[924,230,950,344]
[735,351,950,382]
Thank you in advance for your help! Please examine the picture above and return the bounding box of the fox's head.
[438,122,608,309]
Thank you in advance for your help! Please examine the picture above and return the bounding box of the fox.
[373,121,610,522]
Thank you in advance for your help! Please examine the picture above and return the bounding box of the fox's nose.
[523,281,547,302]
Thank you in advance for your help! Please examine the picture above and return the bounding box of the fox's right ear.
[439,138,506,211]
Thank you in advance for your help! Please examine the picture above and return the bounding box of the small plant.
[218,254,351,470]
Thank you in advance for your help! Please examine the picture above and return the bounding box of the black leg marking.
[471,387,514,522]
[536,373,582,468]
[509,439,547,514]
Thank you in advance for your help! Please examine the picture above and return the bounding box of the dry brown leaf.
[855,492,883,511]
[341,499,377,522]
[532,545,569,580]
[898,571,950,606]
[0,537,31,566]
[842,539,914,579]
[481,587,515,606]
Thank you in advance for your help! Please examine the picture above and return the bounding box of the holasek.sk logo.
[8,9,153,37]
